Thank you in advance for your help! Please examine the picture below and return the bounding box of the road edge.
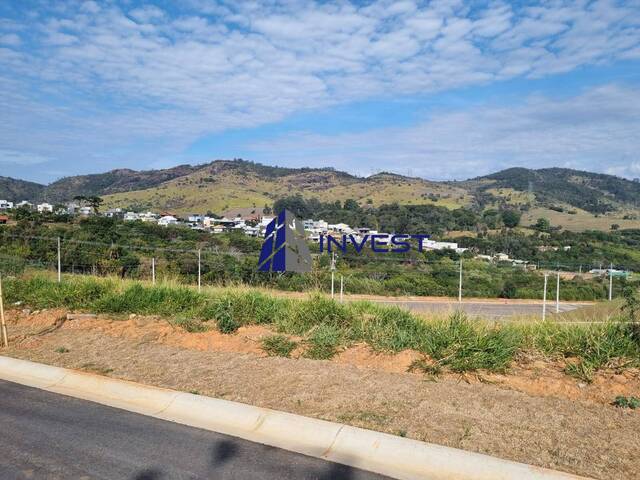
[0,355,591,480]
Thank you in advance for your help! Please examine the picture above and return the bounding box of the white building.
[36,202,53,213]
[78,206,93,216]
[139,212,158,223]
[124,212,139,222]
[16,201,33,209]
[422,239,458,251]
[0,200,13,210]
[158,215,178,226]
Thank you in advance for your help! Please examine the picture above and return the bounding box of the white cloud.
[0,0,638,179]
[0,33,21,46]
[0,149,50,165]
[246,85,640,180]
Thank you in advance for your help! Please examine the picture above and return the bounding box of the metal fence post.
[330,253,336,299]
[198,249,202,293]
[57,237,61,283]
[458,258,463,303]
[340,275,344,303]
[555,271,560,313]
[609,263,613,301]
[152,257,156,285]
[0,274,8,348]
[542,273,548,321]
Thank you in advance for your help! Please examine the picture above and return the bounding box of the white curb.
[0,356,591,480]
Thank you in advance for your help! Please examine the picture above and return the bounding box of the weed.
[304,324,342,359]
[612,395,640,409]
[408,358,442,376]
[55,346,70,354]
[261,334,297,358]
[172,317,208,333]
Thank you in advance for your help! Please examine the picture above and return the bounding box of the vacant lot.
[3,306,640,480]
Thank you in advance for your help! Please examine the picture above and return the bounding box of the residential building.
[0,200,13,210]
[158,215,178,227]
[36,202,53,213]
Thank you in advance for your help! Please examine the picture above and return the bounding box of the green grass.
[261,334,298,357]
[5,274,640,378]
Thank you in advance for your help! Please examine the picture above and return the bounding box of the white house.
[422,239,458,251]
[16,201,33,209]
[0,200,13,210]
[124,212,139,222]
[139,212,158,223]
[158,215,178,227]
[37,202,53,213]
[78,206,93,216]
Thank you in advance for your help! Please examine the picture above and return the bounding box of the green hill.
[1,161,639,231]
[0,176,46,203]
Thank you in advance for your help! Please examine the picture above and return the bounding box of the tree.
[87,196,104,214]
[611,224,620,231]
[501,210,521,228]
[534,217,551,233]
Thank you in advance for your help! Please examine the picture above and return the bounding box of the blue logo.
[258,210,312,273]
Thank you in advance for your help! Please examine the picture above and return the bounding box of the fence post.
[152,257,156,285]
[0,274,8,347]
[608,263,613,301]
[57,237,61,283]
[555,271,560,313]
[458,258,463,303]
[542,273,548,321]
[198,249,202,293]
[330,253,336,299]
[340,275,344,303]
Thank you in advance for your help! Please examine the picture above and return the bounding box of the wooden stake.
[0,274,8,348]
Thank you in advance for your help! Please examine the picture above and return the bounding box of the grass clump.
[261,334,298,357]
[612,395,640,409]
[6,274,640,379]
[55,346,70,354]
[172,317,209,333]
[304,324,343,359]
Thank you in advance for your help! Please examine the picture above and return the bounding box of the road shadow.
[132,468,163,480]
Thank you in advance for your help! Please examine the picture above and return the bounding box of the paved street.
[0,380,390,480]
[369,299,582,319]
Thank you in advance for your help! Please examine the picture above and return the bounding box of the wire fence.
[0,233,635,301]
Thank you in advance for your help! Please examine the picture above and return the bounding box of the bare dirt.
[3,308,640,480]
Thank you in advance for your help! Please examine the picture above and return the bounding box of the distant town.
[1,197,631,278]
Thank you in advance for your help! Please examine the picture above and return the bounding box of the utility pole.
[542,273,548,321]
[458,258,463,303]
[57,237,61,283]
[152,257,156,285]
[340,275,344,303]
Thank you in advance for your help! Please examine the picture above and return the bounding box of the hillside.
[465,167,640,214]
[100,160,470,214]
[0,176,45,202]
[44,164,203,203]
[1,161,639,231]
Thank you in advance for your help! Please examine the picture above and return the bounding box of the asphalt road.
[368,300,582,319]
[0,380,390,480]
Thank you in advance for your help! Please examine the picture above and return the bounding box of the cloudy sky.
[1,0,639,184]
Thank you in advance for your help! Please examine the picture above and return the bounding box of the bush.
[261,334,297,357]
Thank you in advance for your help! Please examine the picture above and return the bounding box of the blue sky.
[1,0,639,184]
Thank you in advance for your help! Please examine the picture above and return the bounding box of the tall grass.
[4,274,639,379]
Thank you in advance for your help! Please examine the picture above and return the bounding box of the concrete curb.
[0,355,591,480]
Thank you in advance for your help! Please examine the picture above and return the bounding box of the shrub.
[261,334,298,357]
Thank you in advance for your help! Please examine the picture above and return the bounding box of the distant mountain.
[0,176,45,202]
[465,167,640,214]
[1,161,639,231]
[44,164,203,203]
